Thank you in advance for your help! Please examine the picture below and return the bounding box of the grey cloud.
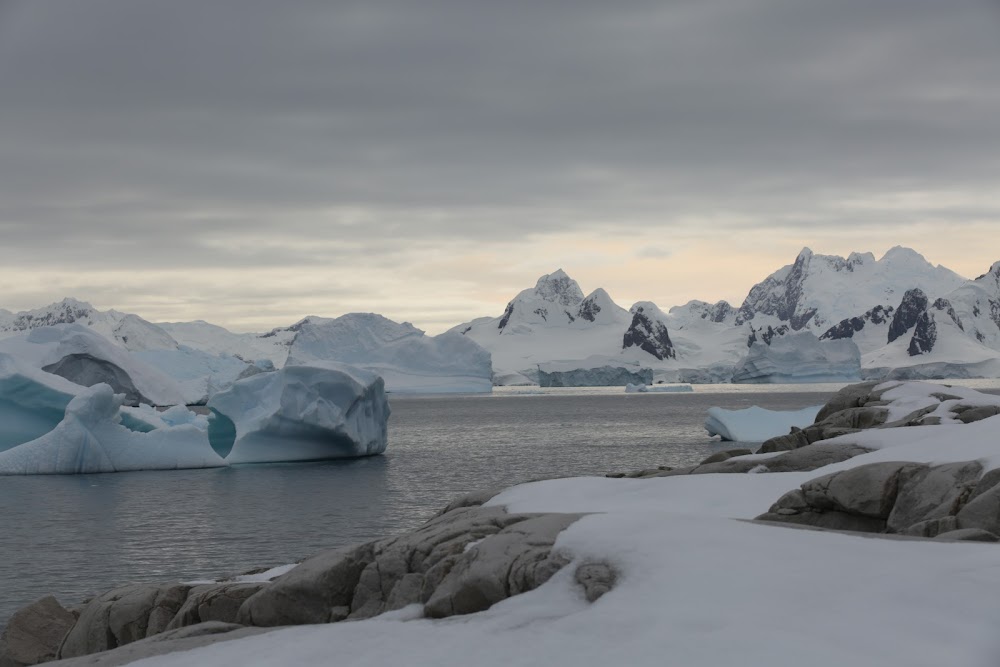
[0,0,998,308]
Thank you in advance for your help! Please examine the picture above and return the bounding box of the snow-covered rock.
[206,362,390,464]
[0,384,225,475]
[0,324,186,406]
[732,332,861,383]
[286,313,492,394]
[705,405,822,442]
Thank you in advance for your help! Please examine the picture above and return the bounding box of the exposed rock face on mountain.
[622,304,675,360]
[738,248,821,330]
[888,288,929,344]
[746,324,789,347]
[907,312,937,356]
[820,305,894,341]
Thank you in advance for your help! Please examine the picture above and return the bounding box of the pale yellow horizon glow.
[1,225,997,336]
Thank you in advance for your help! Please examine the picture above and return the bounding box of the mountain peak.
[880,246,928,265]
[795,247,814,262]
[532,270,584,307]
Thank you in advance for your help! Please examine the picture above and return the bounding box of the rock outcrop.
[0,596,76,667]
[756,460,992,538]
[3,502,596,665]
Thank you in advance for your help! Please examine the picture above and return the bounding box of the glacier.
[0,384,226,475]
[732,332,862,383]
[207,362,390,464]
[704,404,822,442]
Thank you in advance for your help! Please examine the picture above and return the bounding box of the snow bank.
[0,324,186,406]
[140,457,1000,667]
[0,384,225,475]
[207,362,390,464]
[732,332,861,383]
[704,405,822,442]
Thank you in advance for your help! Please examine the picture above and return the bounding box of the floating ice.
[732,332,861,384]
[705,404,822,442]
[207,361,390,464]
[0,324,185,406]
[288,314,492,394]
[0,352,81,452]
[624,383,694,393]
[0,384,225,475]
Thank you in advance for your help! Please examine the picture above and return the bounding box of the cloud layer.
[1,0,998,331]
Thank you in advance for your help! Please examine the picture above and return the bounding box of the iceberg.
[732,332,861,383]
[537,359,653,387]
[0,324,186,406]
[0,352,82,451]
[287,314,492,394]
[624,383,694,393]
[207,362,390,464]
[0,384,226,475]
[704,404,822,442]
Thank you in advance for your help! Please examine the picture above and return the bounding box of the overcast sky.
[1,0,998,333]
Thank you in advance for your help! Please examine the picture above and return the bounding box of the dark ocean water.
[0,386,864,624]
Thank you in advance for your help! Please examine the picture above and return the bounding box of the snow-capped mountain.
[451,270,641,384]
[3,245,998,389]
[737,246,966,332]
[454,247,1000,384]
[0,298,178,352]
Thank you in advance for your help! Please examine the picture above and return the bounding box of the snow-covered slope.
[0,298,178,352]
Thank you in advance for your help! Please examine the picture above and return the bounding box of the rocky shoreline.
[4,380,1000,667]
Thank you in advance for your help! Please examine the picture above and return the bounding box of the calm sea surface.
[1,382,998,624]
